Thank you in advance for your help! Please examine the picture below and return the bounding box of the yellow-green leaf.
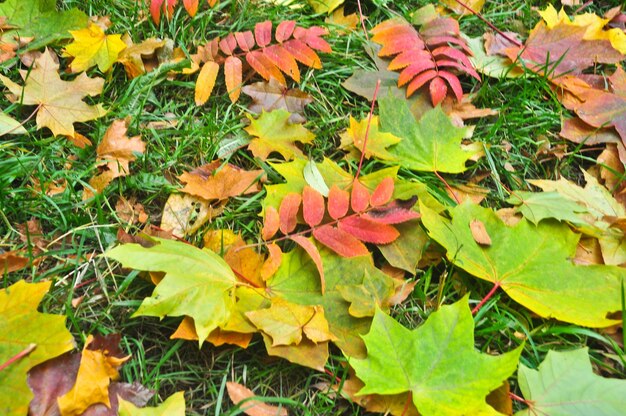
[119,391,186,416]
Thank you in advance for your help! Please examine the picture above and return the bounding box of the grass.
[2,0,625,414]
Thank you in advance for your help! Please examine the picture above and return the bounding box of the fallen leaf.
[339,116,401,161]
[179,161,264,201]
[116,197,149,224]
[469,219,491,246]
[307,0,343,14]
[226,382,288,416]
[325,7,359,34]
[160,194,224,236]
[245,109,315,161]
[0,251,28,273]
[441,0,485,16]
[261,334,328,371]
[118,391,185,416]
[0,48,106,136]
[242,78,313,123]
[351,297,522,416]
[0,280,75,415]
[0,112,26,136]
[117,35,167,78]
[64,22,126,72]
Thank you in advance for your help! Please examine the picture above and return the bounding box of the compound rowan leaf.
[0,280,75,415]
[380,95,478,173]
[421,201,624,327]
[350,180,370,212]
[64,23,127,73]
[339,116,401,161]
[57,334,131,416]
[119,392,185,416]
[370,177,394,207]
[245,109,315,160]
[262,206,280,240]
[351,297,522,416]
[226,383,287,416]
[104,237,238,344]
[179,161,264,201]
[0,48,106,137]
[516,348,626,416]
[242,78,313,123]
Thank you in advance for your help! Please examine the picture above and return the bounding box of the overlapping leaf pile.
[2,0,626,415]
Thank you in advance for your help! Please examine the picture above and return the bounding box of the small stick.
[356,0,369,42]
[434,171,461,205]
[471,282,501,314]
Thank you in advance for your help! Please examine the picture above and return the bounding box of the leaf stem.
[434,171,461,205]
[356,0,369,42]
[471,281,501,314]
[401,392,412,416]
[355,78,381,181]
[452,0,522,47]
[0,344,36,372]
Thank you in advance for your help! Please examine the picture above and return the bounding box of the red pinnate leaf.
[182,0,199,17]
[262,206,280,240]
[275,20,296,43]
[293,27,332,53]
[338,216,399,244]
[429,76,448,107]
[234,31,255,52]
[303,186,325,226]
[149,0,165,25]
[406,69,438,97]
[351,180,370,212]
[282,39,322,68]
[246,50,286,85]
[425,35,473,55]
[290,236,325,294]
[263,45,300,82]
[389,50,431,71]
[312,225,369,257]
[397,60,436,87]
[328,185,349,219]
[219,33,237,55]
[438,71,463,103]
[224,56,242,103]
[255,21,272,48]
[370,177,394,207]
[362,197,421,224]
[279,192,301,234]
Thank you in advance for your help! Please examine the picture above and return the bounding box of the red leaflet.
[351,180,370,212]
[260,242,282,280]
[337,216,399,244]
[235,31,255,52]
[303,186,325,226]
[290,236,325,293]
[182,0,198,16]
[371,16,479,105]
[312,225,369,257]
[224,56,242,102]
[328,185,349,219]
[219,34,237,55]
[149,0,217,23]
[370,177,394,207]
[275,21,296,43]
[246,50,286,85]
[363,198,421,224]
[263,45,300,82]
[279,193,301,234]
[255,21,272,48]
[262,206,280,240]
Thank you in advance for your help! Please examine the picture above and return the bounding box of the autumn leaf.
[226,382,288,416]
[0,280,75,415]
[57,334,131,416]
[350,297,522,416]
[245,109,315,160]
[179,160,264,201]
[308,0,344,14]
[516,348,626,416]
[118,391,185,416]
[0,48,106,136]
[242,78,313,123]
[0,250,29,273]
[421,201,624,327]
[339,116,401,161]
[105,237,238,344]
[64,22,127,72]
[117,35,166,78]
[160,194,224,236]
[441,0,486,16]
[379,95,479,173]
[0,112,27,136]
[506,191,589,224]
[325,7,359,34]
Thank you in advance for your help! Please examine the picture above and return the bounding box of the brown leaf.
[179,161,264,201]
[96,119,145,178]
[483,32,521,56]
[160,194,225,237]
[226,382,288,416]
[117,35,166,79]
[242,78,313,123]
[115,197,149,224]
[470,219,492,246]
[0,251,28,273]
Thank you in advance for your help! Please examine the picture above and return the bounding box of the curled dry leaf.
[117,35,167,78]
[226,382,288,416]
[160,194,225,237]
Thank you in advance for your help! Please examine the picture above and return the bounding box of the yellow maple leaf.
[539,5,626,54]
[57,335,130,416]
[65,23,127,72]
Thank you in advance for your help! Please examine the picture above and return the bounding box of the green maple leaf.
[267,246,395,357]
[421,202,624,327]
[380,95,479,173]
[245,109,315,161]
[0,280,75,415]
[0,0,88,48]
[506,191,588,225]
[351,296,521,416]
[516,348,626,416]
[104,237,237,344]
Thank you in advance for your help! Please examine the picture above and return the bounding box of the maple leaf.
[245,109,315,160]
[421,201,624,327]
[56,334,131,416]
[506,191,589,224]
[64,22,127,72]
[267,246,396,357]
[0,48,106,136]
[516,348,626,415]
[441,0,485,16]
[0,112,27,136]
[379,95,479,173]
[325,7,359,34]
[339,116,401,161]
[160,194,224,237]
[105,237,238,344]
[226,382,288,416]
[117,36,166,78]
[179,160,264,201]
[350,297,522,416]
[0,280,75,415]
[371,17,480,105]
[242,78,313,123]
[377,221,429,273]
[308,0,344,14]
[119,391,185,416]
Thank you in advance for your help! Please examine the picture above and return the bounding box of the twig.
[356,0,369,42]
[471,282,501,314]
